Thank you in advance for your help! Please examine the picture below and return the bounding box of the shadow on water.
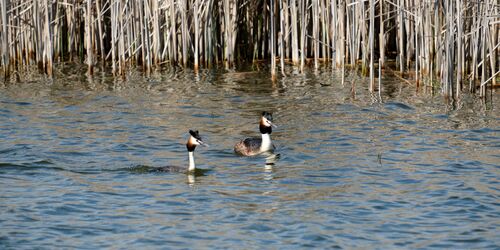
[124,164,212,177]
[0,161,214,178]
[0,161,88,174]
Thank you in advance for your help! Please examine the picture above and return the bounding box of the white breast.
[260,133,273,151]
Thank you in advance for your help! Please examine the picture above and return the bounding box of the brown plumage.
[234,138,265,156]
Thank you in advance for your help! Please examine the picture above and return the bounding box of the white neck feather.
[188,151,195,171]
[260,133,273,151]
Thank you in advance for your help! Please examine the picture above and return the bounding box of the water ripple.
[0,68,499,249]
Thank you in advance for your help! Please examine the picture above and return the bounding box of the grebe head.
[186,130,208,152]
[259,112,277,134]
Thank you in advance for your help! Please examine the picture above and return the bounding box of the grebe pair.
[161,112,276,173]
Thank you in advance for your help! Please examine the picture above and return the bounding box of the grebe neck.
[188,151,195,172]
[261,133,272,151]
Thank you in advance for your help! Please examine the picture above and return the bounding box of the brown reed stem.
[0,0,496,99]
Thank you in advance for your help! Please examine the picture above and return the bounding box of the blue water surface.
[1,66,499,249]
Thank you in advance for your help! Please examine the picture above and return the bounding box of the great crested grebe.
[158,130,208,173]
[234,112,277,156]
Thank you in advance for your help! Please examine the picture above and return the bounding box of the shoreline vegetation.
[0,0,498,98]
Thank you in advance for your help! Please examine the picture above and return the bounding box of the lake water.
[1,65,499,249]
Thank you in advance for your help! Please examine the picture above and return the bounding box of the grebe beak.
[197,139,209,147]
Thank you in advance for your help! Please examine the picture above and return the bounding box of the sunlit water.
[1,65,499,249]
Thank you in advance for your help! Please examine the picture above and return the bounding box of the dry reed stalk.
[52,2,60,61]
[170,0,177,63]
[397,0,404,74]
[96,0,105,65]
[281,0,289,61]
[194,0,200,71]
[330,0,337,67]
[369,0,375,92]
[414,4,418,87]
[479,9,488,97]
[151,0,161,64]
[485,0,497,90]
[179,0,189,67]
[378,58,382,99]
[342,54,345,86]
[346,2,354,66]
[448,0,455,97]
[223,0,237,68]
[323,0,330,62]
[279,0,285,76]
[0,0,497,100]
[337,0,345,68]
[143,1,152,73]
[433,1,441,86]
[299,0,306,73]
[490,0,498,87]
[312,0,319,69]
[290,0,299,65]
[1,0,8,78]
[118,0,125,75]
[204,0,214,67]
[455,0,462,97]
[43,0,53,76]
[271,0,276,77]
[379,0,385,68]
[360,0,368,76]
[86,0,93,75]
[110,0,117,74]
[64,0,74,61]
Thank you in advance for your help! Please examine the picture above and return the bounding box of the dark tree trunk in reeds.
[0,0,498,98]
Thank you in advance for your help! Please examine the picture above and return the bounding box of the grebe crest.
[234,112,277,156]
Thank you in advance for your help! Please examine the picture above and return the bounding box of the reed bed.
[0,0,498,97]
